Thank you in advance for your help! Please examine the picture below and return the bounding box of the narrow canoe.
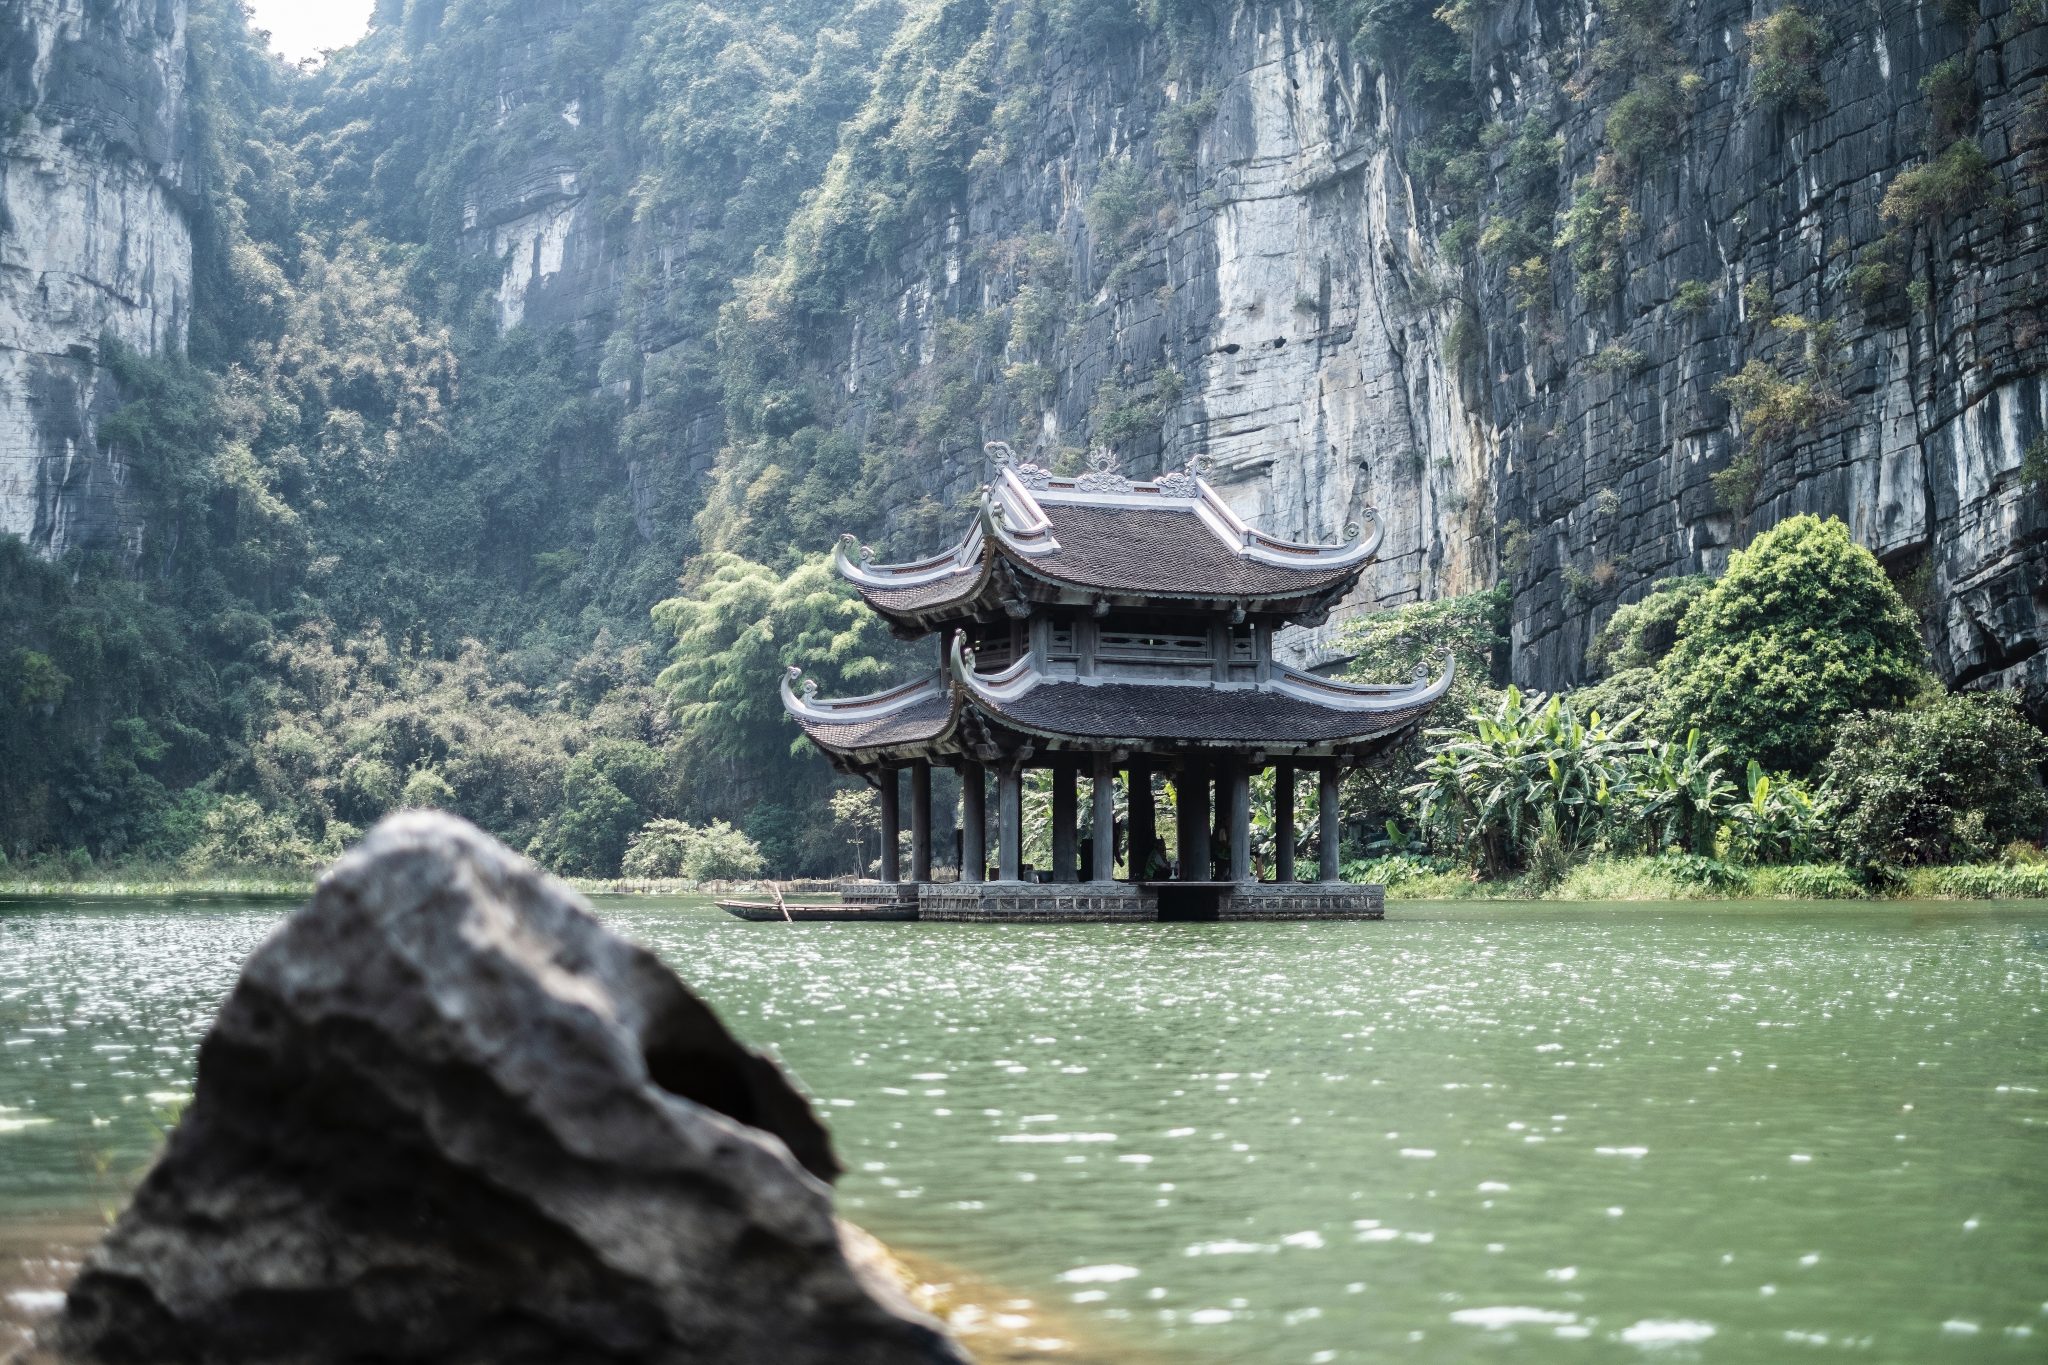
[715,899,919,923]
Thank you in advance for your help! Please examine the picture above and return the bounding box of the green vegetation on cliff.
[4,0,2042,896]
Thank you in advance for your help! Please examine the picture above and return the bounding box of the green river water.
[2,896,2045,1363]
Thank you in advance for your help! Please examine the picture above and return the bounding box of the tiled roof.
[971,679,1437,746]
[853,566,985,613]
[791,688,957,751]
[1020,503,1364,599]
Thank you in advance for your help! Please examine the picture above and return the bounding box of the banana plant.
[1407,687,1643,880]
[1623,728,1736,855]
[1724,760,1820,864]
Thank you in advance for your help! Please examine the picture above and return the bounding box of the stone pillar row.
[875,758,1347,885]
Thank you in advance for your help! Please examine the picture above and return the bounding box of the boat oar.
[773,882,792,924]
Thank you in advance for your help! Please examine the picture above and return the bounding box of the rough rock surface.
[0,0,195,560]
[52,812,966,1365]
[15,0,2048,703]
[452,0,2046,694]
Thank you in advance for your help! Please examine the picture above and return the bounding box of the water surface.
[2,895,2044,1362]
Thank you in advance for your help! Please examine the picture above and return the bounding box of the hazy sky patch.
[246,0,373,64]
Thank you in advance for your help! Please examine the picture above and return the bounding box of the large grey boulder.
[53,812,965,1364]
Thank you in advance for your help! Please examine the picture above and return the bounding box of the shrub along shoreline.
[1330,516,2048,898]
[1359,855,2048,902]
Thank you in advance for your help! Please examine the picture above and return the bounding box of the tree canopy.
[1659,516,1926,773]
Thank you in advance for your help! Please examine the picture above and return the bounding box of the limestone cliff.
[12,0,2048,704]
[1470,0,2048,697]
[0,0,195,560]
[444,0,2046,696]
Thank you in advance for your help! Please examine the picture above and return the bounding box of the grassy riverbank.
[1360,854,2048,902]
[5,858,2048,902]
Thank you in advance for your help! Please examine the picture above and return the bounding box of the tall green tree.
[651,552,905,872]
[1821,692,2048,869]
[1659,516,1926,773]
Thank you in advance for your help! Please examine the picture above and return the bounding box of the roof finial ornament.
[838,531,876,565]
[1156,452,1207,499]
[1075,446,1133,495]
[786,663,821,700]
[988,437,1053,490]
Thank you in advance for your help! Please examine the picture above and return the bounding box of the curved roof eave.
[780,667,961,757]
[1196,488,1386,570]
[948,640,1456,747]
[832,528,997,623]
[1269,654,1457,712]
[831,525,986,590]
[780,666,945,721]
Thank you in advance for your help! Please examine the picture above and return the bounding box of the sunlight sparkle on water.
[3,898,2047,1363]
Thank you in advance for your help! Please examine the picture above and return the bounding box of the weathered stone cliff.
[12,0,2047,702]
[1472,0,2048,697]
[0,0,195,560]
[438,0,2045,696]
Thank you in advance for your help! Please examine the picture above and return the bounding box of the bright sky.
[246,0,374,64]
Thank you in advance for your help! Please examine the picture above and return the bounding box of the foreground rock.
[53,812,966,1364]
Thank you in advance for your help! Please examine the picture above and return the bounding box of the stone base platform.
[910,882,1384,923]
[1219,883,1383,919]
[839,880,921,906]
[919,882,1154,922]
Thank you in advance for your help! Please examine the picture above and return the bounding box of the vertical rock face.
[0,0,195,560]
[833,5,1496,667]
[15,0,2043,703]
[54,811,967,1365]
[452,0,2047,696]
[420,5,1491,663]
[1472,0,2048,698]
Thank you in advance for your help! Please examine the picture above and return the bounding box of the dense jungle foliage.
[3,0,2042,887]
[1348,517,2048,892]
[1,0,1457,879]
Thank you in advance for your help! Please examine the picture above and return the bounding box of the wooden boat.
[715,899,918,923]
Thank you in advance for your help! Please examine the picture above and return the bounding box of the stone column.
[1227,763,1253,883]
[1052,761,1079,884]
[1274,762,1296,883]
[1319,763,1342,883]
[878,769,901,885]
[1129,761,1155,881]
[909,760,933,883]
[997,766,1022,881]
[960,762,986,883]
[1092,758,1117,882]
[1178,764,1211,881]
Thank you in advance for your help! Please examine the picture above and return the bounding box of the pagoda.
[779,443,1452,922]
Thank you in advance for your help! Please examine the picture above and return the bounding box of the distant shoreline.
[4,857,2047,904]
[0,875,823,901]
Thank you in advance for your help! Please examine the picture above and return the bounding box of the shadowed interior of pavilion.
[768,445,1452,923]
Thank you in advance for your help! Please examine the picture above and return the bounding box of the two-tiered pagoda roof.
[784,447,1450,773]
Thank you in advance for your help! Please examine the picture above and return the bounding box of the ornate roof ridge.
[987,446,1382,570]
[1269,656,1457,710]
[779,667,960,759]
[831,523,989,590]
